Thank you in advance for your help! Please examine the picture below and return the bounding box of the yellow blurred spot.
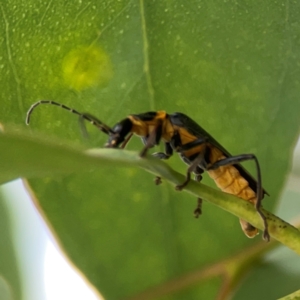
[133,193,143,202]
[62,46,113,91]
[127,169,137,177]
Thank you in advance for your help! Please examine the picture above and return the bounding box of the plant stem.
[87,148,300,255]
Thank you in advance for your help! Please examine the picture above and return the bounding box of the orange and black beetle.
[26,100,269,241]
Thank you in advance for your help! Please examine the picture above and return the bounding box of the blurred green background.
[1,1,300,299]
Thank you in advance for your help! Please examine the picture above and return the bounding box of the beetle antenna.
[26,100,114,135]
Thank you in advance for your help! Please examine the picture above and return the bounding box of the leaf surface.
[1,0,300,299]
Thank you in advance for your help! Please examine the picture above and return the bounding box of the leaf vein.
[139,0,155,110]
[0,4,23,114]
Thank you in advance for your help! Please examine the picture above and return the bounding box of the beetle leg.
[175,141,208,217]
[176,151,206,217]
[207,154,269,242]
[194,167,203,182]
[194,198,203,218]
[153,142,173,159]
[176,141,208,190]
[153,142,173,186]
[175,172,191,190]
[172,134,207,191]
[139,119,163,157]
[154,176,162,185]
[121,133,134,149]
[194,167,204,218]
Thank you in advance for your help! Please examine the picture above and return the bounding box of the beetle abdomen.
[207,146,258,237]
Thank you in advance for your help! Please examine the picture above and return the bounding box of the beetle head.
[105,118,133,148]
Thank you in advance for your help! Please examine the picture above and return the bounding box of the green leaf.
[1,0,300,299]
[278,289,300,300]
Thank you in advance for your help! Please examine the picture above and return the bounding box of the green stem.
[1,128,299,255]
[87,148,300,255]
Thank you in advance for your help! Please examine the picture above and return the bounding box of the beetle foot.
[175,184,185,191]
[194,208,201,218]
[175,180,190,191]
[194,198,202,218]
[154,176,162,185]
[175,172,191,191]
[263,229,270,242]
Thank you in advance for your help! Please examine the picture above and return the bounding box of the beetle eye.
[105,133,122,148]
